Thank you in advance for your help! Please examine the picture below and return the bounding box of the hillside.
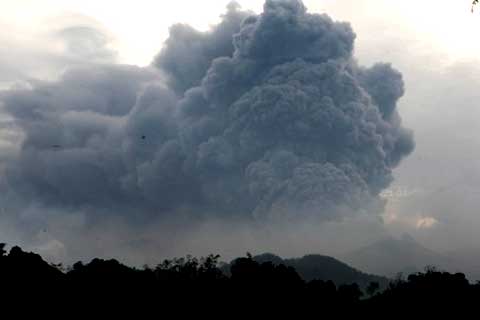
[343,234,454,277]
[226,253,389,290]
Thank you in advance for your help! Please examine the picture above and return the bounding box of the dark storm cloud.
[0,0,413,226]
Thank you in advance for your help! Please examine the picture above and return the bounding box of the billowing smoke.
[0,0,413,260]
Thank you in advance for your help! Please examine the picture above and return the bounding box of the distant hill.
[225,253,389,290]
[1,245,64,281]
[343,234,454,278]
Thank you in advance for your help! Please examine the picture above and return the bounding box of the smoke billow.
[0,0,413,261]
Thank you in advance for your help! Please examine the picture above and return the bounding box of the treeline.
[0,244,478,313]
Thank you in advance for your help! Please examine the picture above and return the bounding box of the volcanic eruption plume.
[0,0,414,237]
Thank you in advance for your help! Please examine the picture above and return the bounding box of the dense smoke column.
[153,2,252,95]
[0,0,414,224]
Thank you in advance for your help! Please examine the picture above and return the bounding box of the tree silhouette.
[0,244,479,313]
[366,281,380,297]
[0,243,6,257]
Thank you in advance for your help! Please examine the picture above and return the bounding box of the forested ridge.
[0,244,477,314]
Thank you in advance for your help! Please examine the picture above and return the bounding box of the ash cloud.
[154,2,252,94]
[0,0,413,260]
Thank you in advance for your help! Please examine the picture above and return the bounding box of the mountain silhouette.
[343,234,454,277]
[225,252,389,290]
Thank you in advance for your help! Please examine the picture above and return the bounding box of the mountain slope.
[343,234,454,278]
[227,253,389,290]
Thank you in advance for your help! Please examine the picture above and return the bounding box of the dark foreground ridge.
[225,252,390,291]
[0,244,478,314]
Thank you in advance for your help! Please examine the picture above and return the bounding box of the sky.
[2,0,480,68]
[1,0,480,277]
[1,0,479,94]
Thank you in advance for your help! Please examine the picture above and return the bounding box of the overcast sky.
[1,0,480,272]
[2,0,480,66]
